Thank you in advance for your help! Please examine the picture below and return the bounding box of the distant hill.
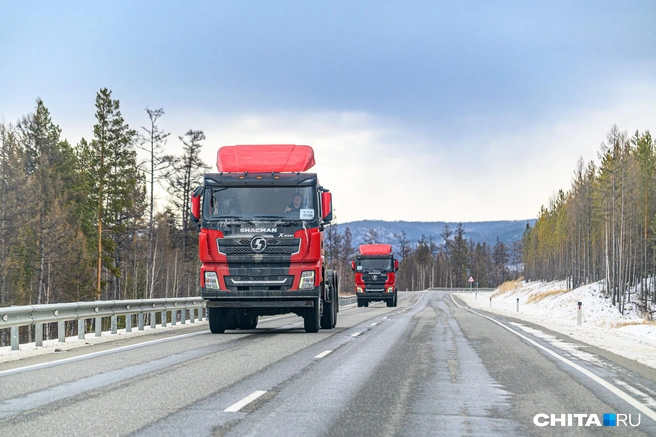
[337,219,536,250]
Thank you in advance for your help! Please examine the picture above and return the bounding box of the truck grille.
[217,238,301,255]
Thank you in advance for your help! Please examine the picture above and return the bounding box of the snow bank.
[456,279,656,369]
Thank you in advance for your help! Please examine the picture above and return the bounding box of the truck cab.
[351,244,398,307]
[192,145,338,333]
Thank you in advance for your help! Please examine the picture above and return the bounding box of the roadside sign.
[468,276,474,282]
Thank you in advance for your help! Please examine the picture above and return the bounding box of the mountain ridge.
[336,219,536,250]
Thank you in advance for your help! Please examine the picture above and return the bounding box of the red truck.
[351,244,398,307]
[191,144,338,333]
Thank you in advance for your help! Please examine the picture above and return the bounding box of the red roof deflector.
[217,144,316,173]
[358,244,393,256]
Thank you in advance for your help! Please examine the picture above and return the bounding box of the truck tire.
[238,312,258,330]
[304,299,321,333]
[386,298,394,307]
[321,271,336,329]
[208,307,226,334]
[393,293,398,307]
[226,313,238,330]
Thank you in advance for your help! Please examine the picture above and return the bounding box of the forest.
[522,126,656,318]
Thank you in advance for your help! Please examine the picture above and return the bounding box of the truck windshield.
[358,259,393,271]
[204,186,317,221]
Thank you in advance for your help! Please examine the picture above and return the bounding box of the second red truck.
[352,244,398,307]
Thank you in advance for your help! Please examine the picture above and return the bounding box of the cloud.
[150,78,656,224]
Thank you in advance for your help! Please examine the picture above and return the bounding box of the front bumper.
[202,286,321,308]
[356,291,396,300]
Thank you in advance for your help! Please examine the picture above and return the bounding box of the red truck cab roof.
[217,144,316,173]
[358,244,393,256]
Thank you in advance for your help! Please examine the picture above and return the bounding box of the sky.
[2,1,656,223]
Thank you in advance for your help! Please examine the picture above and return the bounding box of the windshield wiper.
[253,215,291,220]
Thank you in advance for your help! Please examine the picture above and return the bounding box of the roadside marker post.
[577,302,582,326]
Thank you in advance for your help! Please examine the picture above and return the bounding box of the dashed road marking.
[224,390,267,413]
[351,332,362,338]
[314,350,333,359]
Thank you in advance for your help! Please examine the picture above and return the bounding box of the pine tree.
[80,88,139,300]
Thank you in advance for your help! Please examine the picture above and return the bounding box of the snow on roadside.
[455,279,656,370]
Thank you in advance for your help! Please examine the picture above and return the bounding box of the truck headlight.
[204,272,219,289]
[387,287,394,293]
[356,287,363,293]
[299,271,315,289]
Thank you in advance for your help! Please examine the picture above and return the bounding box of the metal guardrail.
[1,298,205,351]
[426,287,496,293]
[1,296,360,352]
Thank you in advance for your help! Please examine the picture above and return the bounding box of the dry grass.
[526,289,570,304]
[491,278,524,297]
[612,320,656,328]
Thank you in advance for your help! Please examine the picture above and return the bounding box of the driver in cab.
[284,193,302,215]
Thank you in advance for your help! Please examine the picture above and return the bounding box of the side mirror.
[394,260,399,271]
[321,191,333,223]
[351,260,356,272]
[191,187,202,223]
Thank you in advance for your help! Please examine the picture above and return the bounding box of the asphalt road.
[0,291,655,436]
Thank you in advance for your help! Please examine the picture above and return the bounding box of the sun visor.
[358,244,393,255]
[217,144,316,173]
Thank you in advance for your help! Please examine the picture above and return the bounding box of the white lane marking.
[449,294,656,421]
[314,350,333,359]
[370,323,378,326]
[0,330,208,377]
[351,332,362,338]
[224,390,267,413]
[382,317,388,320]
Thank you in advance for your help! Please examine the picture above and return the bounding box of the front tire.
[208,307,226,334]
[304,299,321,333]
[238,312,258,330]
[321,271,337,329]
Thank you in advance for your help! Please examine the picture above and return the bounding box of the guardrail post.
[150,312,156,329]
[95,317,102,337]
[111,315,117,334]
[200,307,205,321]
[126,314,132,332]
[181,309,186,325]
[36,323,43,347]
[161,311,167,327]
[577,302,582,326]
[190,308,195,324]
[78,319,85,340]
[138,313,145,331]
[171,310,177,326]
[58,321,65,342]
[11,326,19,350]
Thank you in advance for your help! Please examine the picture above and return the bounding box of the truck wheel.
[321,271,336,329]
[331,275,338,326]
[226,313,238,330]
[363,300,369,308]
[386,298,394,307]
[208,308,226,334]
[238,313,257,330]
[357,300,363,307]
[304,299,321,333]
[393,293,398,307]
